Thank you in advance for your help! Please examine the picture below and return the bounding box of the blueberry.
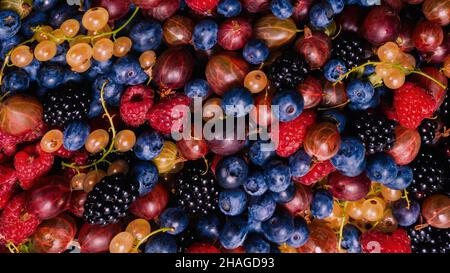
[289,149,312,177]
[64,69,84,84]
[348,89,380,111]
[392,199,420,227]
[184,79,210,99]
[159,207,189,235]
[0,34,21,60]
[286,217,309,248]
[193,20,218,51]
[33,0,59,11]
[130,20,163,52]
[359,0,380,7]
[243,171,268,196]
[262,211,295,244]
[219,189,248,216]
[248,140,275,167]
[323,59,347,82]
[38,63,65,89]
[219,216,248,249]
[217,0,242,17]
[311,190,333,219]
[21,11,47,39]
[50,43,69,65]
[271,90,304,122]
[309,2,334,29]
[49,3,79,28]
[88,100,103,118]
[221,87,254,118]
[326,0,344,14]
[92,75,124,106]
[1,69,30,94]
[271,184,296,203]
[215,156,249,189]
[89,59,113,76]
[271,0,294,19]
[112,56,148,85]
[144,233,177,253]
[346,79,375,105]
[248,194,276,222]
[131,161,159,196]
[341,224,361,253]
[322,110,347,133]
[196,214,222,241]
[63,122,90,151]
[264,160,292,193]
[385,166,413,190]
[331,137,366,177]
[247,217,263,233]
[134,131,164,161]
[243,39,269,65]
[363,64,375,75]
[244,233,271,253]
[0,10,21,40]
[366,153,398,184]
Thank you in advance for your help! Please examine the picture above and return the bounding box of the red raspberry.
[147,93,191,135]
[13,144,54,190]
[271,110,316,157]
[0,166,18,210]
[293,160,335,186]
[0,122,46,156]
[393,82,435,129]
[186,243,221,253]
[120,84,155,127]
[0,193,41,246]
[361,229,411,253]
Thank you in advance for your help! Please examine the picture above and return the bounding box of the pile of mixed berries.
[0,0,448,254]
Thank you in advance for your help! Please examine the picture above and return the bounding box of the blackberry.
[42,82,91,127]
[332,32,368,68]
[352,112,397,154]
[418,119,438,145]
[408,226,450,253]
[438,94,449,127]
[409,150,446,200]
[176,228,198,253]
[268,51,309,90]
[173,160,219,216]
[83,174,139,225]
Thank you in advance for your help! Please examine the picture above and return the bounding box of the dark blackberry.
[42,82,91,127]
[409,150,446,200]
[418,119,438,145]
[83,174,139,225]
[173,160,219,216]
[352,112,397,154]
[176,228,198,253]
[268,51,309,90]
[408,226,450,253]
[332,32,368,69]
[438,94,449,127]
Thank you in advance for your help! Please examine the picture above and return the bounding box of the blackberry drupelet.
[173,160,219,216]
[408,226,450,253]
[83,174,139,225]
[409,150,446,200]
[42,82,91,127]
[332,32,368,69]
[438,94,449,127]
[268,51,309,90]
[176,228,198,253]
[352,112,397,154]
[418,119,438,145]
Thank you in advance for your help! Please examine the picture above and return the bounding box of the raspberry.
[120,84,154,127]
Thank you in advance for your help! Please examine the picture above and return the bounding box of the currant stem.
[132,227,174,252]
[337,201,348,252]
[403,189,411,209]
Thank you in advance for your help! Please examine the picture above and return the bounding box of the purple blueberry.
[248,194,276,222]
[219,189,248,216]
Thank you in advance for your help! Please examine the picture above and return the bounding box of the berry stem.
[132,227,175,252]
[93,7,140,41]
[337,201,348,252]
[0,55,10,86]
[62,82,117,171]
[403,189,411,209]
